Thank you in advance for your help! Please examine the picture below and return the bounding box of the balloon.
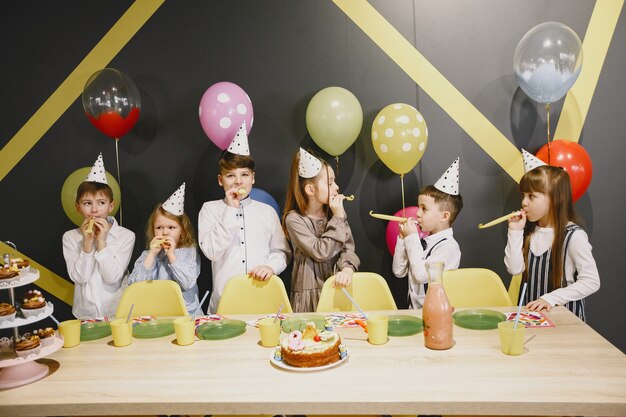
[385,207,429,256]
[305,86,363,156]
[61,167,121,226]
[535,140,592,202]
[82,68,141,138]
[199,82,254,150]
[372,104,428,175]
[250,188,280,217]
[514,22,583,103]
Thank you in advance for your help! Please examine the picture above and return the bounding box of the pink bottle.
[422,261,454,350]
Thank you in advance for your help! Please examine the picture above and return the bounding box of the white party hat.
[85,153,108,184]
[434,157,460,195]
[162,183,186,216]
[521,148,546,172]
[298,148,322,178]
[226,121,250,156]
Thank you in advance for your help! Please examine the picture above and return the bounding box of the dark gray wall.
[1,1,624,352]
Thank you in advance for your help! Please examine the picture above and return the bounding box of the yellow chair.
[316,272,397,312]
[442,268,513,308]
[216,274,293,315]
[115,280,188,318]
[508,273,523,305]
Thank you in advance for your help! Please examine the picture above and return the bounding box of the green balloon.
[306,86,363,156]
[61,167,121,226]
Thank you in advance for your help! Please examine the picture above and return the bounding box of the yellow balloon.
[306,86,363,156]
[61,167,121,226]
[371,103,428,175]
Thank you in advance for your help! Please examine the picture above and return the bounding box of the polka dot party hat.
[298,148,322,178]
[162,182,186,216]
[521,148,546,172]
[434,157,460,195]
[226,121,250,156]
[85,153,108,184]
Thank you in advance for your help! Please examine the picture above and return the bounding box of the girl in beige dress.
[282,149,360,312]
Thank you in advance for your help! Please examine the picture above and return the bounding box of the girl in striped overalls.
[504,165,600,321]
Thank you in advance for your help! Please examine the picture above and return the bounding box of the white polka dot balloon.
[371,103,428,175]
[199,82,254,150]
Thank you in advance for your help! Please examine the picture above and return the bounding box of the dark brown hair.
[218,152,255,175]
[145,205,196,249]
[75,181,114,203]
[420,185,464,224]
[520,165,580,290]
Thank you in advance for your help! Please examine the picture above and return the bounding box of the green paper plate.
[196,319,246,340]
[281,315,325,333]
[453,309,506,330]
[80,322,112,341]
[132,319,175,339]
[387,315,423,336]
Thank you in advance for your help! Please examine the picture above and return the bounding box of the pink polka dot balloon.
[199,82,254,150]
[385,206,429,256]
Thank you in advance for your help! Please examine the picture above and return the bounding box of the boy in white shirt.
[392,158,463,308]
[198,123,290,313]
[62,154,135,319]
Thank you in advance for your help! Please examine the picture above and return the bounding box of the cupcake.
[0,264,19,280]
[33,327,56,347]
[0,302,16,323]
[15,334,41,358]
[20,289,47,318]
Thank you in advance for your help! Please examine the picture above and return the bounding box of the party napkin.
[505,311,555,327]
[247,313,287,327]
[194,314,223,326]
[325,313,367,328]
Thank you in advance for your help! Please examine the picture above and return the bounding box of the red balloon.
[86,108,140,139]
[385,206,428,256]
[536,140,592,202]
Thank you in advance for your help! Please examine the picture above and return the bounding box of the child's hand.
[334,267,353,287]
[249,265,274,281]
[525,297,552,312]
[328,195,346,218]
[508,210,526,230]
[149,236,165,253]
[80,218,96,241]
[399,218,419,238]
[224,186,243,208]
[93,217,111,248]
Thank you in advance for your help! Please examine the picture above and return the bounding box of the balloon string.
[115,138,123,226]
[546,103,551,164]
[400,174,406,216]
[335,156,339,177]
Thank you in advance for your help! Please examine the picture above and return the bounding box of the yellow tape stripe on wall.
[0,0,165,183]
[333,0,525,182]
[555,0,624,142]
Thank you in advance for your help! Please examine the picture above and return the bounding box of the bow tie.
[421,238,427,250]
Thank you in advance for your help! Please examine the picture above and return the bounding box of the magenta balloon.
[199,82,254,150]
[385,206,428,256]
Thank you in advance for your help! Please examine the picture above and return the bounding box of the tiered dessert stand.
[0,266,63,388]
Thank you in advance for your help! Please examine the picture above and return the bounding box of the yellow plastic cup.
[258,317,281,347]
[498,320,526,355]
[174,317,196,346]
[110,318,133,347]
[58,319,81,348]
[367,315,388,345]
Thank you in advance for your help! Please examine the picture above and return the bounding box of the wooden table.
[0,307,624,417]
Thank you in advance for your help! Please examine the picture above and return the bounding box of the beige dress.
[284,211,360,312]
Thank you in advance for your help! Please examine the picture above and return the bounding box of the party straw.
[125,304,134,323]
[49,314,60,326]
[273,303,284,324]
[197,290,210,316]
[340,288,368,319]
[513,283,528,330]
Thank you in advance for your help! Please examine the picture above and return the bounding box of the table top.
[0,306,624,417]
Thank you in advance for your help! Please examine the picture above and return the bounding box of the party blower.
[478,211,522,229]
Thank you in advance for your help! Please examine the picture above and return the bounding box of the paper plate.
[132,319,175,339]
[196,319,246,340]
[80,321,112,341]
[387,315,423,336]
[453,309,506,330]
[281,315,325,333]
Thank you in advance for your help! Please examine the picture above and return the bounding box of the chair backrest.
[442,268,513,308]
[216,275,293,315]
[316,272,397,312]
[115,280,188,318]
[508,273,523,305]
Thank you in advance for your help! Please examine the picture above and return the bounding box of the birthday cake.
[279,322,343,368]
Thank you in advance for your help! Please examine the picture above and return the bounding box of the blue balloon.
[250,188,281,217]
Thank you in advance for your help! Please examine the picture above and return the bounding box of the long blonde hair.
[145,205,196,249]
[281,149,331,236]
[520,165,580,290]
